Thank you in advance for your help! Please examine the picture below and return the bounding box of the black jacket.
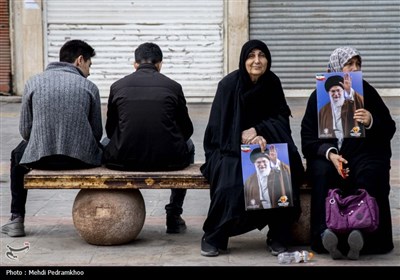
[103,63,193,171]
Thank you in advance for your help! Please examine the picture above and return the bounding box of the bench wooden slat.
[24,162,311,244]
[24,163,210,190]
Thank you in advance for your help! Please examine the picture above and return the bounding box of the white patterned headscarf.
[328,47,361,72]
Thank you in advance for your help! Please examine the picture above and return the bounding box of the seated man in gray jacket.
[1,40,103,237]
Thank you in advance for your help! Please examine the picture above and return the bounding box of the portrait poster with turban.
[316,71,365,139]
[241,143,293,210]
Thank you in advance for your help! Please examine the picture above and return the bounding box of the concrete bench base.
[25,164,310,246]
[292,188,311,245]
[73,189,146,245]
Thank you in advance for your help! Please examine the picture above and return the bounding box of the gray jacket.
[19,62,103,166]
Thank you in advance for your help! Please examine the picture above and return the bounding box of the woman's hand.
[242,128,267,151]
[241,128,257,144]
[249,135,267,152]
[328,152,349,179]
[354,108,372,127]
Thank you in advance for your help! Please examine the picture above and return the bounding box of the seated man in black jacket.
[103,42,195,234]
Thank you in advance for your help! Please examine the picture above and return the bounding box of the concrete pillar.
[11,0,44,96]
[225,0,249,74]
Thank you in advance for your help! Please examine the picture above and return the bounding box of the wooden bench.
[24,163,310,246]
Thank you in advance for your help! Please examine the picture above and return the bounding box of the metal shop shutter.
[44,0,223,103]
[0,0,11,94]
[250,0,400,92]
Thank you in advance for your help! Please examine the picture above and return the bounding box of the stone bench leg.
[72,189,146,245]
[291,189,311,245]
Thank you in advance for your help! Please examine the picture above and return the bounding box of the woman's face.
[342,56,361,72]
[245,49,268,83]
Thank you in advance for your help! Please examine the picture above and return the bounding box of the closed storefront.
[250,0,400,94]
[44,0,224,102]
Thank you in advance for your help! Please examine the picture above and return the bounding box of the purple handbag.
[325,188,379,233]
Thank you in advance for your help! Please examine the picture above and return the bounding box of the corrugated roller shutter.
[0,0,11,94]
[45,0,224,102]
[250,0,400,91]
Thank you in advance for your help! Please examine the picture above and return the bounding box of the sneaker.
[1,216,25,237]
[347,230,364,260]
[322,229,344,260]
[166,215,187,234]
[201,238,219,257]
[266,239,287,256]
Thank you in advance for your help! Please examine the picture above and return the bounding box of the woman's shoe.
[322,229,344,260]
[266,239,287,256]
[201,238,219,257]
[347,230,364,260]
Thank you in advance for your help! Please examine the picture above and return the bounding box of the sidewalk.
[0,97,399,270]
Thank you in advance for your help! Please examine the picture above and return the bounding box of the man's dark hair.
[135,42,163,64]
[59,40,96,63]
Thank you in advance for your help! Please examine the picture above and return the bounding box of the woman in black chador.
[301,46,396,260]
[200,39,304,257]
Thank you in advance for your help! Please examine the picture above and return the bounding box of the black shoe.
[166,215,187,234]
[266,239,287,256]
[201,238,219,257]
